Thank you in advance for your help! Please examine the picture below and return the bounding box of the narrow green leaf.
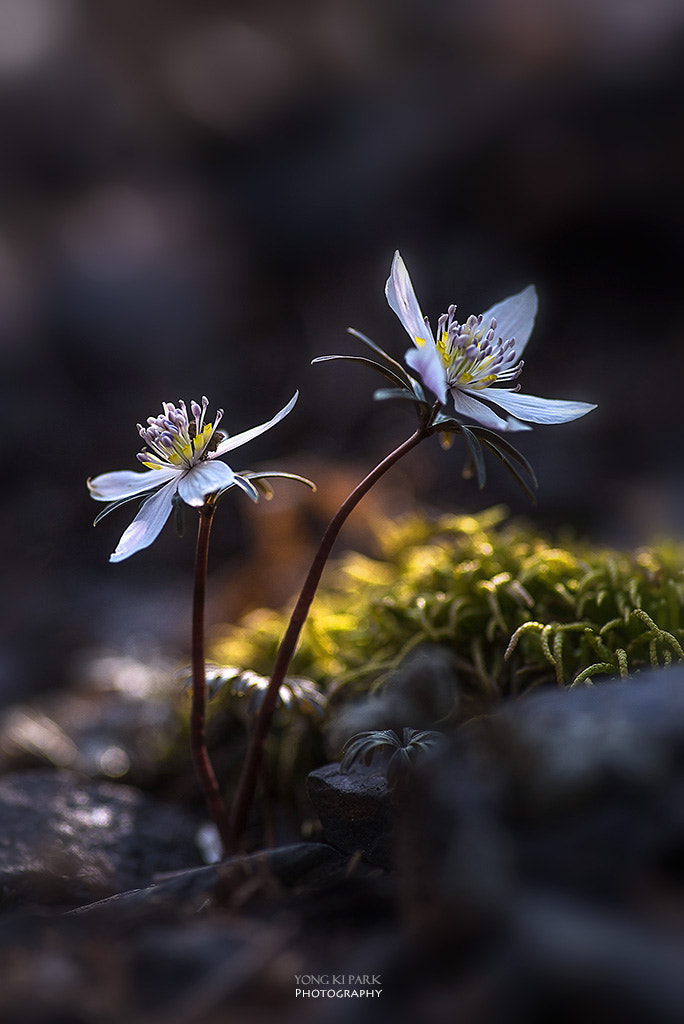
[243,470,317,493]
[92,493,144,526]
[411,379,429,404]
[461,425,487,489]
[373,387,429,407]
[312,354,409,391]
[231,475,260,502]
[346,327,414,387]
[472,427,539,490]
[478,436,537,504]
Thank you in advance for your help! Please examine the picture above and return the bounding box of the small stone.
[307,762,391,868]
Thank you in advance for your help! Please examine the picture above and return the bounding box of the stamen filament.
[437,308,523,393]
[135,397,223,472]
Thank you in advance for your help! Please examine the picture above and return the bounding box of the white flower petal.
[500,414,533,432]
[109,479,177,562]
[214,392,298,456]
[479,285,538,359]
[178,460,237,506]
[480,387,597,424]
[385,251,432,348]
[450,388,519,431]
[405,346,447,404]
[88,467,178,502]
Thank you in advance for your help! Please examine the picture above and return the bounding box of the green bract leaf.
[92,493,143,526]
[312,354,409,391]
[410,378,429,404]
[373,387,430,408]
[476,434,537,504]
[460,425,487,489]
[230,475,260,502]
[346,327,414,388]
[242,470,317,500]
[473,428,539,491]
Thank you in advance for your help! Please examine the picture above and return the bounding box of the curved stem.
[191,501,232,853]
[228,423,431,851]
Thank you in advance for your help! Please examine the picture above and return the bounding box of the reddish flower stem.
[227,423,431,852]
[191,501,232,853]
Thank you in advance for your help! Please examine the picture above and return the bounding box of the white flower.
[88,392,298,562]
[385,251,596,431]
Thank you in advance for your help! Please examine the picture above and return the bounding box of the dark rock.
[71,841,367,918]
[5,671,684,1023]
[487,667,684,807]
[399,665,684,937]
[0,844,390,1024]
[307,761,392,868]
[499,892,684,1024]
[0,770,202,908]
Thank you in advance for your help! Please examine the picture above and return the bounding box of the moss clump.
[210,506,684,721]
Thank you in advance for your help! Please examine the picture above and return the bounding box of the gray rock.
[307,761,391,868]
[71,841,362,917]
[399,665,684,931]
[0,770,202,908]
[486,666,684,807]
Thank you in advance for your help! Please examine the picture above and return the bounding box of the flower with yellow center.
[385,251,596,431]
[88,392,298,562]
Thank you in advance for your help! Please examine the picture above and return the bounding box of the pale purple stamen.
[133,396,226,468]
[437,306,525,391]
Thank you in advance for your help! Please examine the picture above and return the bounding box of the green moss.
[210,507,684,722]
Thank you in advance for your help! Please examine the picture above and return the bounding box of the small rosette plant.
[340,728,444,788]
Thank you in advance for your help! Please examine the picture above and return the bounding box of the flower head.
[385,251,596,431]
[88,392,298,562]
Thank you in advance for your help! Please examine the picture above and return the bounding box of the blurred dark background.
[2,0,684,703]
